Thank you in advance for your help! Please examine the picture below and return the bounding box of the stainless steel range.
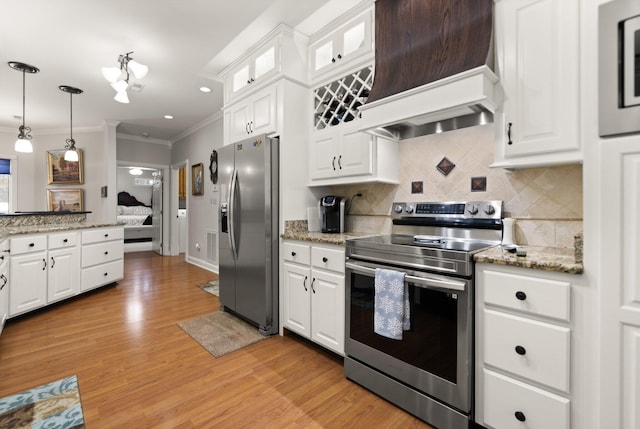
[344,200,503,429]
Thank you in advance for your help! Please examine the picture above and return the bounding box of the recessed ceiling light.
[164,115,174,119]
[199,86,211,93]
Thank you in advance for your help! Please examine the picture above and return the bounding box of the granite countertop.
[474,245,583,275]
[280,230,374,246]
[0,223,122,242]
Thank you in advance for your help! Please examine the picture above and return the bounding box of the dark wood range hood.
[358,0,498,140]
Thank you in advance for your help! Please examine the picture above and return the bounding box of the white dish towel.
[374,268,410,340]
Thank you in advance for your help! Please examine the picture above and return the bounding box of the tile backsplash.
[330,124,583,248]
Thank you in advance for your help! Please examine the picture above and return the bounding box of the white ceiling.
[0,0,360,143]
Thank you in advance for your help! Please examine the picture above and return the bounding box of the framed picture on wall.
[192,163,204,195]
[47,189,84,212]
[47,149,84,184]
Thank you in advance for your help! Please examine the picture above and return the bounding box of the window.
[0,158,11,214]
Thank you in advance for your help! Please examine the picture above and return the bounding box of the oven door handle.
[345,262,466,292]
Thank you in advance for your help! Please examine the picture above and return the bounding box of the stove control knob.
[483,205,495,215]
[405,205,415,214]
[394,204,404,214]
[467,204,479,215]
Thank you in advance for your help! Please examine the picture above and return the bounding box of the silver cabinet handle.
[345,262,466,292]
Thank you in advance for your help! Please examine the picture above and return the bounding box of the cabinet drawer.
[483,369,569,429]
[311,246,345,273]
[81,260,123,291]
[48,231,79,250]
[484,309,570,393]
[283,242,310,265]
[81,227,124,244]
[10,235,47,255]
[482,269,570,321]
[82,242,124,268]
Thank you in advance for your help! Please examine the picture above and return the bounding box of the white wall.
[0,127,115,224]
[171,115,223,271]
[116,136,171,166]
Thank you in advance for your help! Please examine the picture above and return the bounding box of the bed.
[117,191,153,246]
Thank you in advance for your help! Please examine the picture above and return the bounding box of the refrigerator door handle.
[228,168,239,260]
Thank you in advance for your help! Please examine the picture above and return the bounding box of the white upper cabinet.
[228,40,277,100]
[492,0,581,169]
[225,84,277,144]
[219,24,308,105]
[309,6,373,83]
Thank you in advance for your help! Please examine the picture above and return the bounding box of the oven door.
[345,258,472,413]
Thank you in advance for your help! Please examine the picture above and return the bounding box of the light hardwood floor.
[0,252,432,428]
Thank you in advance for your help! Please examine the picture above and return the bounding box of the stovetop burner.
[345,200,504,277]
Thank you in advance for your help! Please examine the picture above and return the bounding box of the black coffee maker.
[319,196,346,233]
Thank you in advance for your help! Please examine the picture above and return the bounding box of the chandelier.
[8,61,40,153]
[59,85,83,161]
[101,52,148,104]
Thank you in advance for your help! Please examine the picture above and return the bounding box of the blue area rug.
[197,279,219,297]
[0,375,85,428]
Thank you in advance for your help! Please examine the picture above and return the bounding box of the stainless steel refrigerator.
[218,134,279,335]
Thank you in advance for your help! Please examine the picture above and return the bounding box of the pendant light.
[102,52,147,104]
[59,85,83,162]
[8,61,40,153]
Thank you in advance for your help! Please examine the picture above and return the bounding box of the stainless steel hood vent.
[359,0,497,140]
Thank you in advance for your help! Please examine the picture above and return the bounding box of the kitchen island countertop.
[280,230,374,246]
[0,223,123,242]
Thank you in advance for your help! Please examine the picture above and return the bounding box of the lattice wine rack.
[313,65,373,130]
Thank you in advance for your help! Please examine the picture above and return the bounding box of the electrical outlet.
[195,243,201,251]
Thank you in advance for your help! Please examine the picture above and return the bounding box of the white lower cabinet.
[476,263,574,429]
[0,240,10,335]
[5,226,123,319]
[282,240,345,354]
[81,227,124,291]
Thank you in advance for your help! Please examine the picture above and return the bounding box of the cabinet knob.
[331,57,336,63]
[104,272,108,276]
[337,54,342,60]
[29,243,35,247]
[514,411,526,422]
[105,251,109,255]
[322,257,328,263]
[515,291,527,301]
[291,251,297,257]
[104,234,109,238]
[63,238,68,243]
[515,345,526,355]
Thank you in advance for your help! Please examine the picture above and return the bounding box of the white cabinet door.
[282,262,311,338]
[9,251,47,316]
[47,246,80,304]
[340,128,373,177]
[310,269,345,354]
[493,0,580,168]
[309,130,340,180]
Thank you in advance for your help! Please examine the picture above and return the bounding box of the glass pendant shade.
[127,60,148,79]
[15,138,33,153]
[102,66,122,83]
[64,149,79,162]
[114,91,130,104]
[110,79,129,92]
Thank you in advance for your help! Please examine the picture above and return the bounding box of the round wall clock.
[209,150,218,184]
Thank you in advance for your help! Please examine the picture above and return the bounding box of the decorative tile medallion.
[411,181,423,194]
[471,176,487,192]
[436,157,455,176]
